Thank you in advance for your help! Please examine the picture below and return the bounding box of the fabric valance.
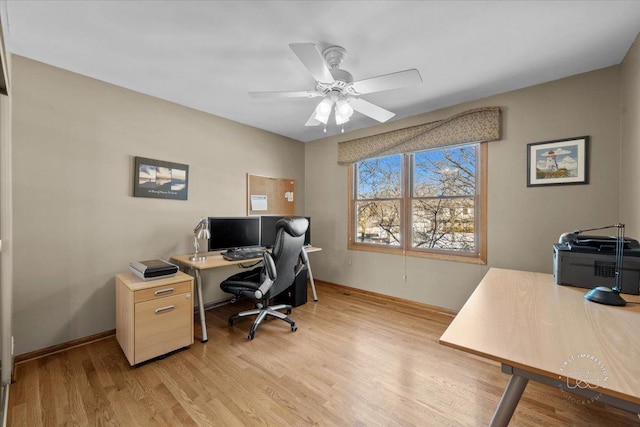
[337,107,501,165]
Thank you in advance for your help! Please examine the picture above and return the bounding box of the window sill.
[348,242,487,265]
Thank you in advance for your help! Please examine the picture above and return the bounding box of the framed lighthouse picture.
[527,136,589,187]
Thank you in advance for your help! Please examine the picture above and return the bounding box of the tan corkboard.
[247,174,296,216]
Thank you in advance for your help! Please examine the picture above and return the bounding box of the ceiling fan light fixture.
[335,99,354,125]
[313,98,334,124]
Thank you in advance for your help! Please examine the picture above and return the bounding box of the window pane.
[355,200,401,245]
[356,155,402,199]
[413,145,476,197]
[411,198,475,252]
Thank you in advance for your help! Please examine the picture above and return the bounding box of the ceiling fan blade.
[349,98,395,123]
[304,110,321,126]
[289,43,335,84]
[351,69,422,95]
[249,90,323,99]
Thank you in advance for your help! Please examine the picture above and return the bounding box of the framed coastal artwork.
[133,156,189,200]
[526,136,589,187]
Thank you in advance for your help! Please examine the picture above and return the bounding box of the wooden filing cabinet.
[116,271,194,365]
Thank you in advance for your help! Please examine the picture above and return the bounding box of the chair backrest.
[268,217,308,298]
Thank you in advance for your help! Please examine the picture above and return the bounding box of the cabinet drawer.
[134,280,192,303]
[134,292,193,364]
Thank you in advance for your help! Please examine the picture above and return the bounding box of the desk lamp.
[189,218,210,262]
[582,223,627,306]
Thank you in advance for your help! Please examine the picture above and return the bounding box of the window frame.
[348,142,487,264]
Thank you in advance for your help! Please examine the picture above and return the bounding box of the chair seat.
[220,267,262,297]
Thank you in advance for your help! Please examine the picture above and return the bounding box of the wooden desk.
[440,268,640,426]
[171,246,322,342]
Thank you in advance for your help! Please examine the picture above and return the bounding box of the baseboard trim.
[14,329,115,366]
[314,279,457,317]
[199,297,233,312]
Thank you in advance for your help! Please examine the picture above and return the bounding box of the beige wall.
[12,56,305,355]
[306,66,622,311]
[621,33,640,237]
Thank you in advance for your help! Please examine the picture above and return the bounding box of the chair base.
[228,303,297,340]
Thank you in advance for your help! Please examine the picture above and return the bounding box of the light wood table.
[171,246,322,343]
[440,268,640,426]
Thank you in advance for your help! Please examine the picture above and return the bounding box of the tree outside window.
[355,155,402,246]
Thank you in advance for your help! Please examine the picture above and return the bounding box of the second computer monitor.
[260,216,311,248]
[208,217,261,251]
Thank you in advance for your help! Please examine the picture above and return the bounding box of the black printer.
[567,234,640,252]
[553,234,640,295]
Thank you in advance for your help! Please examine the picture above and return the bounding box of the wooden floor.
[7,282,640,426]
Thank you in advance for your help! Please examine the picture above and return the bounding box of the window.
[349,142,486,263]
[353,154,403,246]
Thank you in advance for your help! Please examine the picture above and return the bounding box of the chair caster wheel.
[248,331,255,340]
[286,308,292,315]
[228,319,234,327]
[291,324,297,332]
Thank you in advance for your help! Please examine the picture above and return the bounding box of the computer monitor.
[208,217,261,251]
[260,216,311,248]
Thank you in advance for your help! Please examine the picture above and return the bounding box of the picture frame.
[133,156,189,200]
[526,136,589,187]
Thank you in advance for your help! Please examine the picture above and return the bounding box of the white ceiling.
[5,1,640,142]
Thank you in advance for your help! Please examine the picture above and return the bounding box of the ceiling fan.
[249,43,423,132]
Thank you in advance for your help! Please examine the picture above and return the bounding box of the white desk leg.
[193,268,208,343]
[489,374,528,427]
[306,261,318,302]
[302,248,318,302]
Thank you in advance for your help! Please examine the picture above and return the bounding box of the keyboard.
[222,249,265,261]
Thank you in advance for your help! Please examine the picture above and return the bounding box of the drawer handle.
[155,305,175,314]
[154,287,175,296]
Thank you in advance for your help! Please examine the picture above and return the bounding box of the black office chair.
[220,217,309,340]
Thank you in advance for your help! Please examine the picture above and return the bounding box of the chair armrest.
[299,247,310,267]
[295,247,310,276]
[254,252,277,299]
